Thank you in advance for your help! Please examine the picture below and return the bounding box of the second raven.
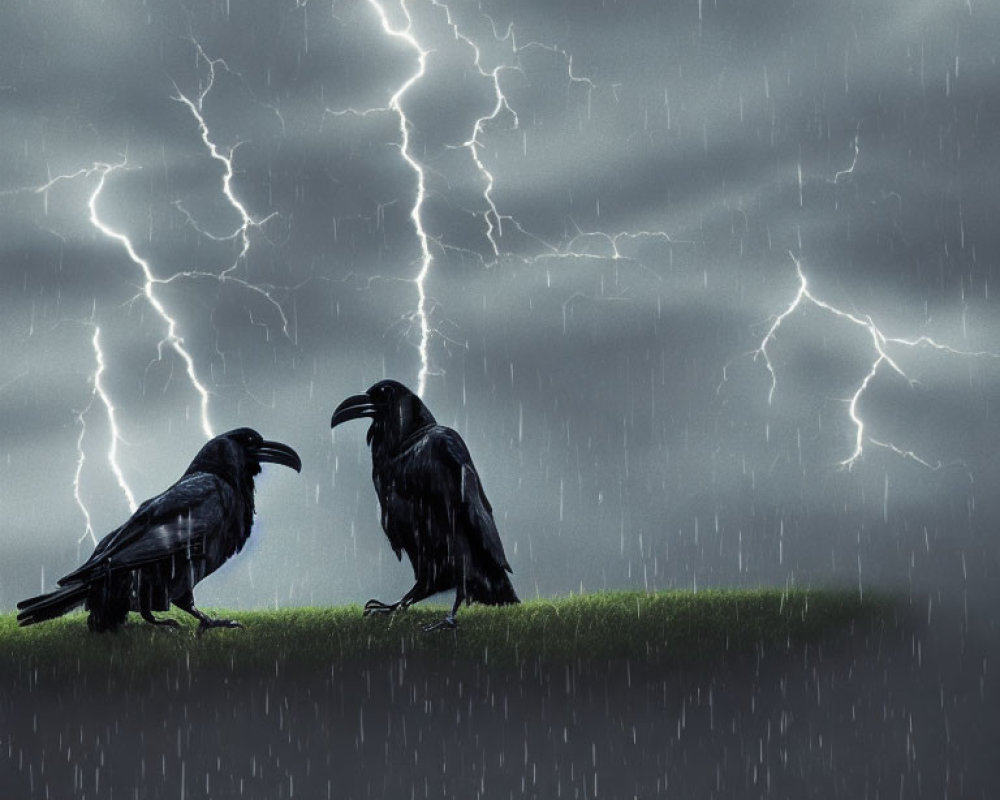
[331,380,519,630]
[17,428,301,633]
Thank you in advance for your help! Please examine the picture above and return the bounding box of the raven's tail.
[16,584,88,627]
[84,577,131,632]
[491,575,520,606]
[471,570,520,607]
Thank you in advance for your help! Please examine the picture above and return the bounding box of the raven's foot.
[363,599,401,616]
[140,612,180,629]
[195,617,244,637]
[423,615,457,633]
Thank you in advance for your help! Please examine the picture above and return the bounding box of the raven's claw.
[142,613,180,629]
[423,615,458,633]
[363,599,400,616]
[196,618,244,637]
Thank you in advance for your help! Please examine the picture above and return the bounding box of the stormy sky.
[1,0,998,627]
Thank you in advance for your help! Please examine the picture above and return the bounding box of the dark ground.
[2,604,995,799]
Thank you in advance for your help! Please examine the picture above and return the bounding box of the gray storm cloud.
[0,0,997,633]
[5,4,1000,796]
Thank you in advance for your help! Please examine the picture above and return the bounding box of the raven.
[17,428,301,633]
[331,379,518,630]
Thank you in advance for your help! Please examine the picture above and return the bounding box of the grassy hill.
[0,588,893,679]
[2,588,917,800]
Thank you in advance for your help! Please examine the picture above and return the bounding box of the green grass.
[0,588,893,679]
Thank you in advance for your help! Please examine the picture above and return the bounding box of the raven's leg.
[364,583,429,617]
[423,590,463,632]
[140,610,180,628]
[139,591,179,629]
[173,591,244,635]
[139,608,180,628]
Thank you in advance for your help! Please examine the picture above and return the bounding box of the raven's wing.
[412,426,511,573]
[58,472,230,584]
[373,468,411,561]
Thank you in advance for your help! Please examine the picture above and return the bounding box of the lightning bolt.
[431,0,515,257]
[70,398,98,546]
[73,324,137,548]
[171,39,277,275]
[167,39,293,341]
[347,5,985,475]
[22,38,296,551]
[754,251,999,470]
[87,325,136,512]
[86,160,215,439]
[431,0,599,262]
[28,161,212,545]
[331,0,609,395]
[354,0,434,397]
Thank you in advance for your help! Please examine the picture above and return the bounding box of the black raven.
[17,428,301,633]
[331,379,518,630]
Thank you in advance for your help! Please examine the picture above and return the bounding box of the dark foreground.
[1,591,995,798]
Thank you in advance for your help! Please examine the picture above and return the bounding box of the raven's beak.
[253,440,302,472]
[331,393,378,429]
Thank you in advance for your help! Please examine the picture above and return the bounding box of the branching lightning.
[432,0,515,256]
[354,0,434,397]
[73,324,136,547]
[431,0,599,261]
[71,395,98,547]
[30,161,213,542]
[754,252,999,469]
[86,160,215,439]
[16,36,304,550]
[328,1,609,395]
[29,33,304,552]
[172,40,278,273]
[168,39,292,340]
[88,325,136,512]
[17,37,303,549]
